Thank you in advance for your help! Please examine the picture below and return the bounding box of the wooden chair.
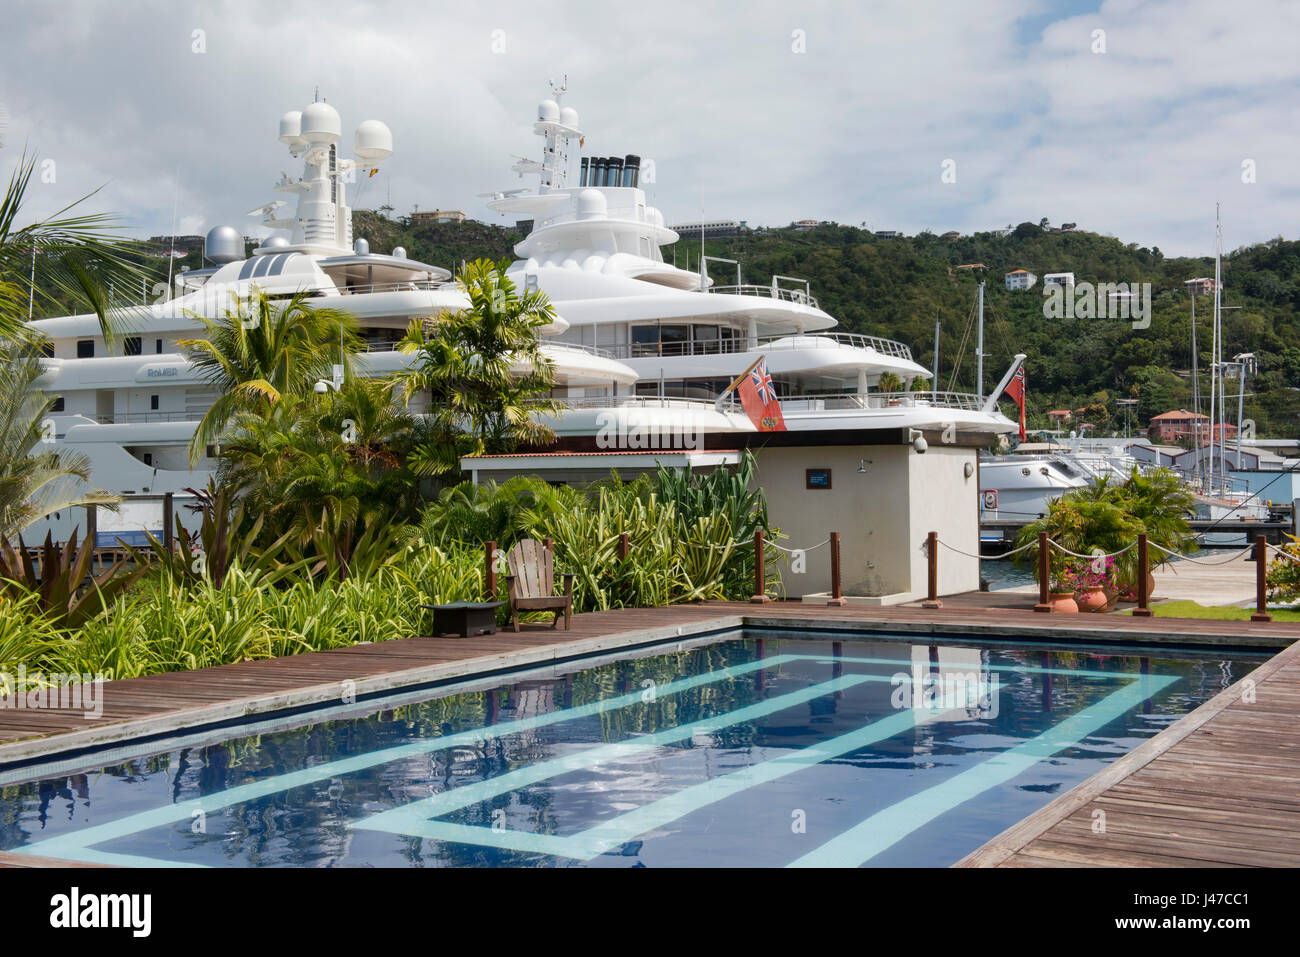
[505,539,575,631]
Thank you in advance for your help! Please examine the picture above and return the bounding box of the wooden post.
[1033,531,1051,613]
[750,530,771,603]
[485,539,497,600]
[1251,534,1272,622]
[921,530,942,609]
[827,531,847,606]
[163,492,174,554]
[1133,533,1152,617]
[618,532,630,561]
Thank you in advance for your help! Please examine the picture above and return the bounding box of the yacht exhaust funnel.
[580,157,589,187]
[623,155,640,187]
[608,157,624,187]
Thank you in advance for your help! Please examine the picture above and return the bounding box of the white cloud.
[0,0,1295,256]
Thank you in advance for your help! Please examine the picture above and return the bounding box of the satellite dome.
[205,225,244,264]
[392,246,407,259]
[537,99,560,122]
[559,106,579,130]
[301,102,342,144]
[278,111,305,147]
[259,236,290,250]
[354,119,392,161]
[354,238,370,255]
[575,189,607,220]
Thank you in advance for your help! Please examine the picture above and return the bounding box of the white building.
[1004,269,1036,290]
[1042,272,1075,289]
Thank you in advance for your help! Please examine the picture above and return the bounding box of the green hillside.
[678,222,1300,437]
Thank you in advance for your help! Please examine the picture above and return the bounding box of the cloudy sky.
[2,0,1297,257]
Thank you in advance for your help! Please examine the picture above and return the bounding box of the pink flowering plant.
[1056,556,1116,594]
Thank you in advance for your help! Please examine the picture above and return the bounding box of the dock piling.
[921,530,942,609]
[1033,531,1051,613]
[1252,534,1273,623]
[1133,534,1152,617]
[750,530,771,603]
[827,531,847,606]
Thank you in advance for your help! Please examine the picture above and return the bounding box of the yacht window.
[77,340,94,358]
[150,395,160,411]
[51,397,65,412]
[124,336,142,356]
[631,326,659,357]
[156,339,164,354]
[39,340,55,358]
[694,325,720,354]
[142,453,153,467]
[660,325,689,355]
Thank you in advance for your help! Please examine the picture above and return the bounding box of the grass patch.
[1150,600,1300,622]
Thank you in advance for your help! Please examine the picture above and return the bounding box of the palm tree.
[1,152,146,347]
[0,353,116,537]
[394,258,560,473]
[177,289,358,462]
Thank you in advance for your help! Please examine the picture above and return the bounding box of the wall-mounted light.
[857,458,870,473]
[964,461,974,478]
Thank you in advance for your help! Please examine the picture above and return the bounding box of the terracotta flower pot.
[1076,587,1108,613]
[1048,591,1079,613]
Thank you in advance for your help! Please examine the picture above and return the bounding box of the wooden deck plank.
[960,631,1300,868]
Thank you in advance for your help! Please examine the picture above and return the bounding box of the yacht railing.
[541,342,617,360]
[709,283,820,309]
[87,412,201,424]
[337,278,450,296]
[592,331,914,362]
[557,395,736,412]
[762,332,915,361]
[776,391,984,413]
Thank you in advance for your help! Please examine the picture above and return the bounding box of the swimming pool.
[0,631,1262,868]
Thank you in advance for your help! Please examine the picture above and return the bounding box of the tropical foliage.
[177,289,358,462]
[1,152,147,347]
[0,354,117,537]
[1014,467,1195,591]
[394,258,560,474]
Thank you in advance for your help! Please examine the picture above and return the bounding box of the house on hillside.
[1005,268,1037,290]
[1042,272,1075,289]
[1184,277,1219,296]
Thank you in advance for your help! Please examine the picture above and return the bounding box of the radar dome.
[392,246,407,259]
[353,238,370,255]
[575,189,607,220]
[537,99,560,122]
[559,106,579,130]
[301,102,342,144]
[278,111,305,147]
[205,225,244,264]
[354,120,392,161]
[259,236,290,250]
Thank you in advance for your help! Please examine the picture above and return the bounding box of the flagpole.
[714,355,765,410]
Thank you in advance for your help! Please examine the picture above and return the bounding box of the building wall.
[752,443,979,601]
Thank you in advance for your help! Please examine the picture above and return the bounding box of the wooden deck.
[959,632,1300,867]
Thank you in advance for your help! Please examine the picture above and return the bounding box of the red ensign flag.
[1005,365,1027,442]
[737,357,786,431]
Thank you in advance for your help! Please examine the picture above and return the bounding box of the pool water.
[0,632,1261,868]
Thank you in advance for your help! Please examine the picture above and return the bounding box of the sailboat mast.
[1214,204,1225,495]
[976,278,985,403]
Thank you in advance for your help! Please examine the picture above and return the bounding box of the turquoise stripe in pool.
[0,635,1256,867]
